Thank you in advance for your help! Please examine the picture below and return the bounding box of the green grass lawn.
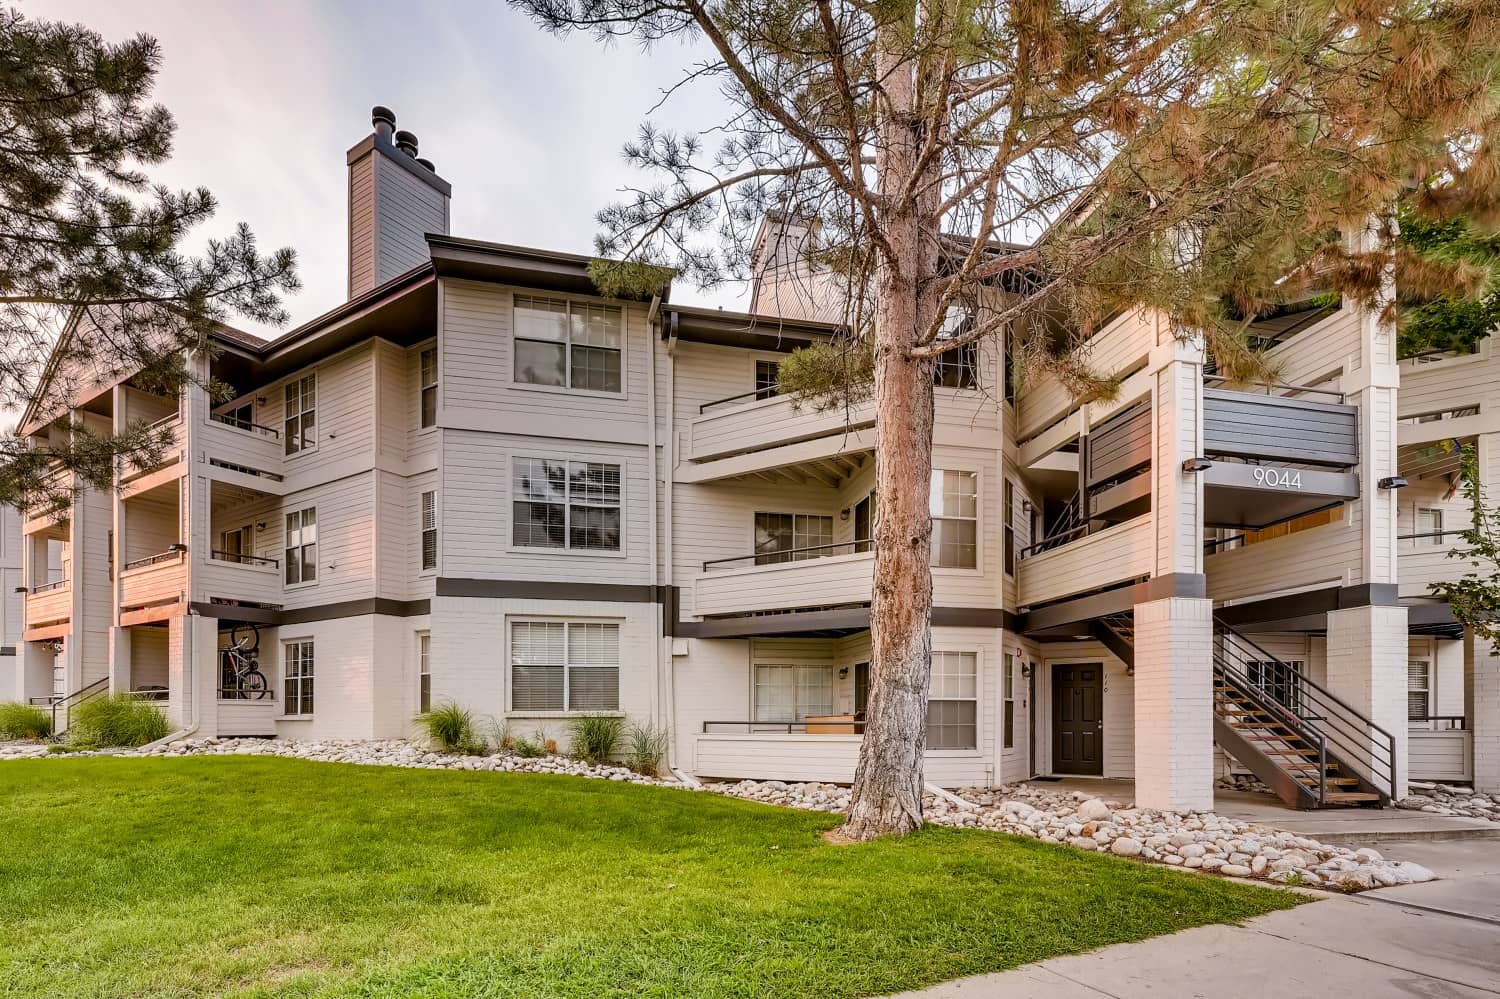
[0,758,1298,998]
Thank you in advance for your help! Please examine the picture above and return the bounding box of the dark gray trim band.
[435,578,661,602]
[190,598,431,626]
[1214,583,1400,629]
[1020,573,1206,635]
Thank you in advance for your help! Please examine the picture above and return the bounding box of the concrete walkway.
[888,839,1500,998]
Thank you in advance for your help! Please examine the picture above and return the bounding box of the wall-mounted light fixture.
[256,522,267,532]
[1181,457,1213,473]
[1378,476,1409,490]
[838,666,849,678]
[167,543,188,553]
[839,508,850,521]
[1021,499,1033,514]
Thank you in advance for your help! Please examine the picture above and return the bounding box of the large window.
[420,491,437,571]
[512,459,622,551]
[419,347,437,428]
[284,507,317,585]
[930,470,978,568]
[284,374,316,455]
[513,295,623,393]
[1003,479,1015,576]
[418,632,431,714]
[1408,659,1430,721]
[284,640,314,715]
[510,620,620,712]
[753,512,833,565]
[755,360,780,400]
[928,651,977,750]
[754,664,834,723]
[933,306,979,389]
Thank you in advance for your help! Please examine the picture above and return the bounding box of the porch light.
[1378,476,1409,490]
[1181,456,1213,473]
[167,543,188,553]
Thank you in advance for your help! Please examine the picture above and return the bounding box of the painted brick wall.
[1132,596,1214,811]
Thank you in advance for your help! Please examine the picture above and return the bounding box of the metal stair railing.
[1018,489,1086,560]
[1212,644,1329,804]
[49,676,109,736]
[1214,617,1397,802]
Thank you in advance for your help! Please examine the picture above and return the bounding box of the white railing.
[694,549,875,616]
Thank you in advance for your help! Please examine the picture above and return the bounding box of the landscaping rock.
[1110,837,1143,857]
[1397,784,1499,823]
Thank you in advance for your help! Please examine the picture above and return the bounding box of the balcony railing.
[29,578,67,594]
[210,412,280,438]
[703,539,869,571]
[702,719,866,734]
[699,387,780,414]
[123,548,186,571]
[209,550,279,568]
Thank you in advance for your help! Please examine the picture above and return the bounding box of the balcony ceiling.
[1399,438,1471,481]
[724,450,872,489]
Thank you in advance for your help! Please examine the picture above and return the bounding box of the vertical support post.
[1327,605,1409,800]
[1133,596,1215,811]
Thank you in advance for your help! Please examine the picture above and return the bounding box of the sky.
[33,0,748,338]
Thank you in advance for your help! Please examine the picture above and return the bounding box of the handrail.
[1204,534,1247,554]
[29,578,68,593]
[123,549,184,571]
[1215,616,1397,799]
[1018,489,1086,561]
[145,412,181,430]
[702,719,866,734]
[210,412,281,438]
[1397,530,1469,542]
[51,676,108,736]
[1203,373,1347,403]
[210,550,279,567]
[703,539,871,571]
[698,388,779,414]
[1409,715,1466,730]
[1212,649,1330,802]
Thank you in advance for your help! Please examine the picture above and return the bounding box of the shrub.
[488,719,515,752]
[418,703,488,755]
[568,714,624,763]
[0,702,53,740]
[69,695,171,748]
[626,721,669,778]
[513,730,548,759]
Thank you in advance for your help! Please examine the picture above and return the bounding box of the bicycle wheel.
[241,669,269,699]
[230,622,260,654]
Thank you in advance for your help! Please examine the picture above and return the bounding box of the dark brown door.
[1053,663,1103,775]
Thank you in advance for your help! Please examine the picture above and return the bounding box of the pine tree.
[512,0,1500,838]
[0,9,298,514]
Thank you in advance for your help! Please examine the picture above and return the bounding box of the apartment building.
[11,108,1496,809]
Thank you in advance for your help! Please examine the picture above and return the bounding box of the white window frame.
[507,617,623,714]
[752,511,835,565]
[1003,651,1015,749]
[283,373,317,456]
[930,469,980,572]
[927,648,980,753]
[420,490,437,572]
[419,346,438,429]
[283,639,315,716]
[510,294,627,398]
[284,506,317,587]
[1408,658,1431,722]
[509,457,626,556]
[217,525,253,563]
[417,631,431,715]
[1415,507,1444,547]
[752,663,836,725]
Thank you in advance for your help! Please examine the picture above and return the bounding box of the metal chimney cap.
[371,106,397,128]
[393,129,419,156]
[416,157,436,172]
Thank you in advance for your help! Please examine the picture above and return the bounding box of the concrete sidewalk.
[888,839,1500,998]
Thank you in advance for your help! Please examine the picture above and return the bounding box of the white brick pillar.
[107,626,132,695]
[1133,596,1215,812]
[1465,633,1500,794]
[1326,604,1408,801]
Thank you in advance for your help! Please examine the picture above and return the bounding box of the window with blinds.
[753,665,834,722]
[420,491,437,571]
[928,651,977,749]
[417,632,431,714]
[284,640,314,715]
[510,620,620,712]
[1408,660,1430,721]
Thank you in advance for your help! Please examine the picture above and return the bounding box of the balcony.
[1398,530,1465,599]
[119,549,186,620]
[1017,517,1153,608]
[694,543,875,617]
[24,579,71,633]
[120,414,186,484]
[202,412,284,481]
[200,551,283,607]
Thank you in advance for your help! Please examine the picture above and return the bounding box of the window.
[928,651,977,750]
[755,360,780,400]
[284,508,317,585]
[284,640,314,715]
[52,663,64,698]
[1003,479,1015,576]
[283,375,316,455]
[512,459,622,551]
[754,665,834,723]
[933,307,979,389]
[219,402,253,431]
[1003,652,1015,749]
[930,470,978,568]
[218,526,252,563]
[1416,508,1444,547]
[419,347,438,428]
[510,620,620,711]
[854,661,870,716]
[1408,659,1430,721]
[753,512,834,565]
[1246,660,1302,712]
[418,632,431,714]
[420,491,437,571]
[513,296,623,393]
[854,492,875,554]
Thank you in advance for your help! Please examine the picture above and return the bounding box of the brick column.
[107,626,131,696]
[1327,604,1408,801]
[1133,596,1215,812]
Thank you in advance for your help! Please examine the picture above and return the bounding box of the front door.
[1053,663,1103,775]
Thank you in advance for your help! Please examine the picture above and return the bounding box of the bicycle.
[222,623,270,699]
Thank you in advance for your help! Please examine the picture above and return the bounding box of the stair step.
[1323,792,1383,804]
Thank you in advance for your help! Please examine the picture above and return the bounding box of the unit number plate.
[1252,468,1303,490]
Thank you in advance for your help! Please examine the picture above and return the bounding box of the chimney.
[347,106,451,298]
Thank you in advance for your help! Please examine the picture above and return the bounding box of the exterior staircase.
[1212,619,1393,809]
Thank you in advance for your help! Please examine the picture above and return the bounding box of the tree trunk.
[839,15,941,841]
